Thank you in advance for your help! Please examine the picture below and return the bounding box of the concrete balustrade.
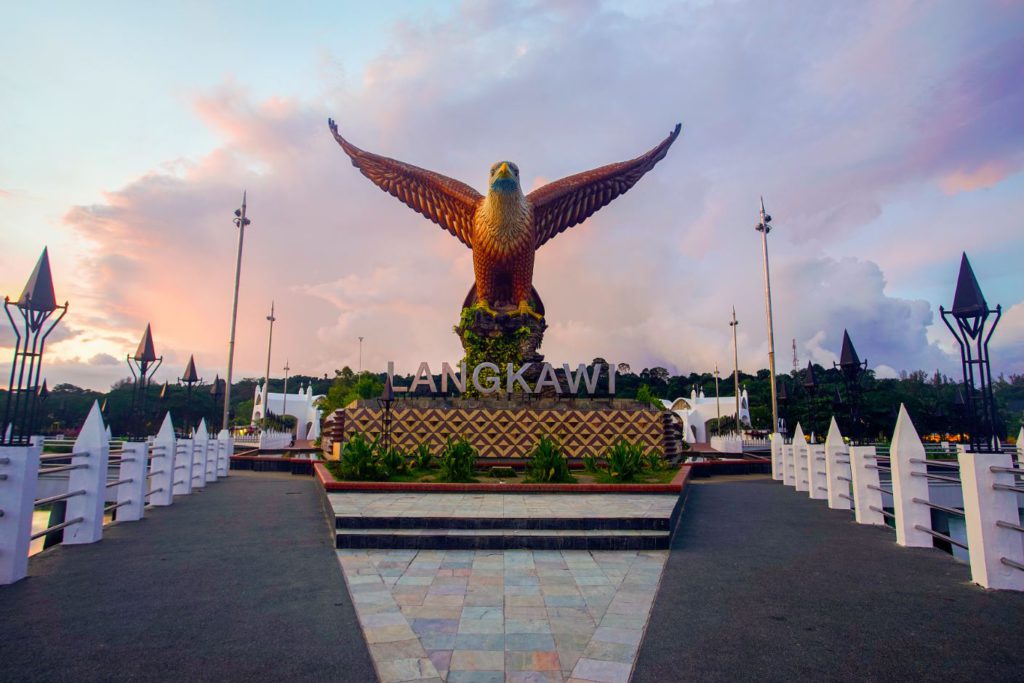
[770,432,783,481]
[807,444,827,500]
[63,404,109,545]
[823,418,852,511]
[115,442,148,523]
[849,446,886,526]
[769,407,1024,592]
[0,442,42,584]
[0,403,234,584]
[192,420,209,489]
[148,415,176,507]
[958,450,1024,591]
[792,424,809,492]
[889,405,933,548]
[173,438,194,496]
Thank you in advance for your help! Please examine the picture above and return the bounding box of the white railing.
[258,430,291,450]
[770,408,1024,591]
[0,401,233,585]
[709,436,744,453]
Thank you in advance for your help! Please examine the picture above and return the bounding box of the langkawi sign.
[387,362,617,396]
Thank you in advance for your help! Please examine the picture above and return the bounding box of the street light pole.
[223,192,250,431]
[756,197,780,435]
[358,336,364,374]
[730,307,740,434]
[262,301,276,418]
[714,364,721,435]
[282,360,290,420]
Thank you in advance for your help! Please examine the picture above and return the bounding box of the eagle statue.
[328,119,681,319]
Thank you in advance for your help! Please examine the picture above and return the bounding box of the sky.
[1,0,1022,392]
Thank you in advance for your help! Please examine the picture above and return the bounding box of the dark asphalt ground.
[0,472,375,683]
[634,476,1024,682]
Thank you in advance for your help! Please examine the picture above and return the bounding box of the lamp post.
[377,375,395,452]
[282,360,291,430]
[729,307,740,434]
[1,248,68,445]
[940,253,1001,453]
[35,380,50,435]
[358,336,364,374]
[756,198,780,435]
[714,364,721,436]
[777,377,789,438]
[223,192,250,431]
[803,360,818,437]
[834,330,868,444]
[127,324,163,439]
[262,301,276,418]
[178,355,201,432]
[211,374,225,432]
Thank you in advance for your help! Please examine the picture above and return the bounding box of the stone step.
[334,527,670,551]
[333,515,670,531]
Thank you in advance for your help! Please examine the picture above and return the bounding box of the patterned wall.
[338,405,666,458]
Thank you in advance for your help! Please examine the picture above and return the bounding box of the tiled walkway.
[337,549,667,683]
[329,493,677,520]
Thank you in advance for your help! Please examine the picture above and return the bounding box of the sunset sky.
[2,0,1022,392]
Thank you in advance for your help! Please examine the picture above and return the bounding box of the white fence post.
[782,443,795,487]
[149,414,176,507]
[217,429,232,478]
[958,450,1024,591]
[0,441,42,584]
[192,419,209,489]
[64,402,109,545]
[173,437,193,496]
[850,445,885,526]
[770,433,783,481]
[792,424,809,492]
[1016,427,1023,465]
[115,441,148,522]
[889,405,933,548]
[808,444,827,500]
[824,418,852,510]
[205,426,219,482]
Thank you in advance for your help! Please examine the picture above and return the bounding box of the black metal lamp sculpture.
[834,330,868,443]
[940,253,1001,453]
[377,376,395,452]
[1,248,67,445]
[127,324,163,438]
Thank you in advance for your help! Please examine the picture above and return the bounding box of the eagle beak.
[496,162,513,179]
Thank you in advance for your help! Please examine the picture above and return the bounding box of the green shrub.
[340,433,387,481]
[413,443,434,470]
[604,440,646,481]
[438,437,478,483]
[377,445,408,477]
[525,435,574,483]
[644,449,668,472]
[582,453,600,473]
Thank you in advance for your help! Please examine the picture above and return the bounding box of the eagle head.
[488,161,521,194]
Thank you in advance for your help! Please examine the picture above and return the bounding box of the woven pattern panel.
[341,406,664,458]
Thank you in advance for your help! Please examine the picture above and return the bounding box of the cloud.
[27,0,1024,391]
[88,352,120,366]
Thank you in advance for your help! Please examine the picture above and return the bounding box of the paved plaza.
[337,548,667,683]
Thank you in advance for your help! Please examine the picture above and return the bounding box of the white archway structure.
[662,387,751,444]
[251,383,324,440]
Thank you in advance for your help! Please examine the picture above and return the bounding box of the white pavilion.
[251,383,324,440]
[661,387,751,444]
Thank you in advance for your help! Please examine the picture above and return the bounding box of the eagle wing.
[528,124,681,249]
[329,119,483,248]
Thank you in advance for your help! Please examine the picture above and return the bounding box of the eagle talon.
[515,300,543,320]
[474,300,499,317]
